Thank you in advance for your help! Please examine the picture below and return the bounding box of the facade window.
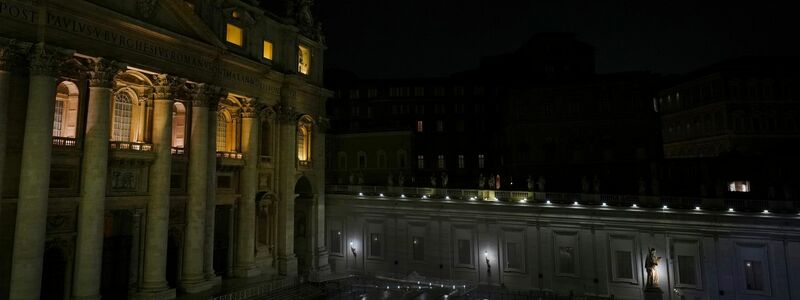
[226,23,243,46]
[412,237,424,261]
[614,251,634,279]
[417,155,424,169]
[112,92,133,142]
[297,44,311,75]
[297,116,313,162]
[677,255,697,285]
[350,106,360,117]
[357,151,367,169]
[558,247,576,275]
[437,155,445,169]
[506,242,519,269]
[434,87,445,97]
[457,239,471,265]
[349,89,360,99]
[370,233,382,257]
[330,231,342,254]
[436,120,444,132]
[377,151,386,168]
[458,155,465,168]
[52,81,79,138]
[172,102,186,148]
[454,86,464,96]
[744,260,765,291]
[368,88,378,98]
[728,181,750,192]
[415,105,425,114]
[416,121,424,132]
[262,40,273,60]
[216,113,228,151]
[478,154,485,169]
[414,87,425,96]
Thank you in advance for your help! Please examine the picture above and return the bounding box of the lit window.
[53,81,81,138]
[417,155,424,169]
[416,121,424,132]
[458,155,465,168]
[437,155,445,169]
[297,117,312,162]
[728,181,750,192]
[298,44,311,75]
[262,40,273,60]
[226,23,243,46]
[112,92,133,142]
[172,102,186,148]
[478,154,485,169]
[216,113,227,151]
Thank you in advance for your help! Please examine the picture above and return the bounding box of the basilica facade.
[0,0,330,299]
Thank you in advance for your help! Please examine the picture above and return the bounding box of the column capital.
[191,83,227,109]
[87,58,127,88]
[276,103,298,124]
[0,38,31,71]
[152,74,186,100]
[28,43,74,76]
[240,98,262,119]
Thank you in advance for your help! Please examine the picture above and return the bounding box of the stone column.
[9,43,72,300]
[234,98,261,277]
[135,75,183,300]
[310,117,331,281]
[276,104,298,276]
[180,84,223,293]
[70,58,125,300]
[203,97,219,284]
[0,39,28,209]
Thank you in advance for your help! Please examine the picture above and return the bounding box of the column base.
[130,288,176,300]
[233,265,262,278]
[278,255,298,277]
[179,277,217,294]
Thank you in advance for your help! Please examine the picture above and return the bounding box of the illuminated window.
[297,116,313,162]
[416,121,424,132]
[478,154,485,169]
[216,113,227,151]
[262,40,273,60]
[417,155,424,169]
[458,155,465,168]
[728,181,750,192]
[52,81,80,138]
[437,155,445,169]
[297,44,311,75]
[112,92,133,142]
[226,23,243,46]
[172,102,186,148]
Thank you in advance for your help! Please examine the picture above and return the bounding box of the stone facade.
[0,0,330,299]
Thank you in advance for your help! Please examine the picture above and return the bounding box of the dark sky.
[317,0,800,78]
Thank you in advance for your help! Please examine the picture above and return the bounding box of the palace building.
[0,0,330,299]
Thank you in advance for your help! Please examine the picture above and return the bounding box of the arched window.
[172,102,186,148]
[111,91,134,142]
[52,81,79,138]
[297,116,313,163]
[216,113,228,152]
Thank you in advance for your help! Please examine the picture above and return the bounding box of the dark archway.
[41,245,68,300]
[100,211,133,300]
[293,176,314,276]
[166,232,180,288]
[213,205,232,277]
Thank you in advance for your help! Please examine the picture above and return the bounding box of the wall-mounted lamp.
[350,241,357,258]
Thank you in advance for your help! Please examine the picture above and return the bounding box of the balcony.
[326,185,800,215]
[110,141,155,163]
[298,160,312,168]
[171,147,186,155]
[52,137,78,148]
[217,151,244,168]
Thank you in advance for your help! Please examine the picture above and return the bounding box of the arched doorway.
[100,211,133,300]
[166,231,180,288]
[293,176,314,277]
[41,244,68,300]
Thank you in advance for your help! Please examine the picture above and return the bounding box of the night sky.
[317,0,800,78]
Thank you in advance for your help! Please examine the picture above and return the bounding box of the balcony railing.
[52,137,77,147]
[326,185,800,215]
[171,147,185,155]
[216,152,243,159]
[110,141,153,152]
[299,160,312,168]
